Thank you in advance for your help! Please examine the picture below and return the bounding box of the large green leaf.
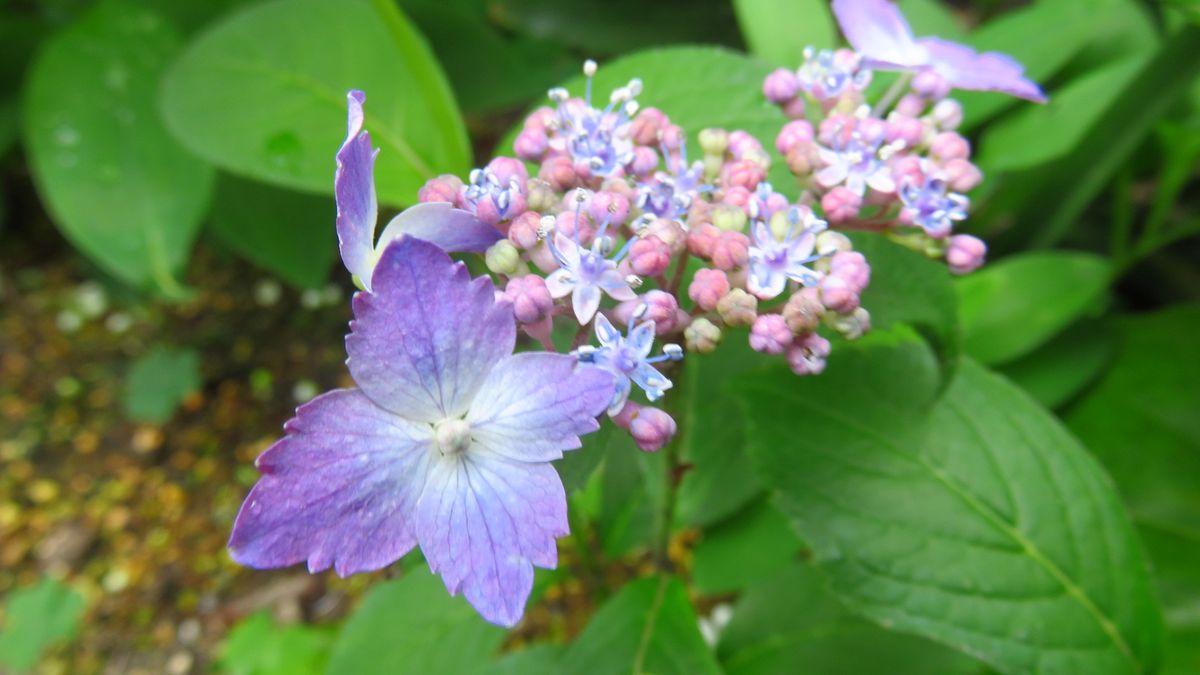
[121,345,201,424]
[497,47,793,192]
[956,251,1109,366]
[219,612,332,675]
[22,0,215,295]
[0,578,86,671]
[561,576,721,675]
[161,0,468,205]
[718,563,981,675]
[997,319,1115,410]
[207,174,335,289]
[692,498,802,595]
[741,336,1163,674]
[326,573,505,675]
[733,0,835,67]
[1065,306,1200,541]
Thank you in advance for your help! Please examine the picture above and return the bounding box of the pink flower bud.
[688,268,730,311]
[710,231,750,271]
[487,156,529,186]
[857,117,887,145]
[539,155,578,191]
[717,288,758,326]
[630,146,660,177]
[688,199,715,228]
[783,288,824,334]
[628,235,672,277]
[895,93,926,117]
[787,333,832,376]
[630,108,666,146]
[661,124,685,153]
[514,129,547,160]
[820,275,858,313]
[931,132,970,161]
[942,158,983,193]
[528,242,559,274]
[613,401,677,452]
[721,159,765,191]
[507,211,543,250]
[504,275,553,324]
[615,291,686,335]
[722,185,753,212]
[555,209,596,246]
[818,113,856,146]
[782,96,807,119]
[821,186,862,223]
[775,119,815,156]
[727,130,763,159]
[829,251,870,293]
[932,99,963,130]
[418,174,464,206]
[749,314,792,354]
[886,113,924,147]
[645,217,687,254]
[786,142,819,175]
[687,223,721,258]
[946,234,986,275]
[890,155,925,189]
[912,70,951,100]
[589,190,631,226]
[763,68,800,104]
[522,106,554,133]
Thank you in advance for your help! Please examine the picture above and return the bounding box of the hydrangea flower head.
[747,207,828,299]
[548,60,641,178]
[228,236,615,627]
[832,0,1047,102]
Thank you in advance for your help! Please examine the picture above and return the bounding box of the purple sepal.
[335,90,379,287]
[347,236,515,423]
[832,0,924,67]
[227,388,430,577]
[376,202,503,259]
[919,38,1048,103]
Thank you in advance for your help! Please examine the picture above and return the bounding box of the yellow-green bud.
[712,203,748,232]
[485,240,522,276]
[684,317,723,354]
[698,128,729,156]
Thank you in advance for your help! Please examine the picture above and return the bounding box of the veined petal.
[816,162,849,188]
[415,455,568,627]
[867,168,896,194]
[628,320,656,358]
[375,203,503,270]
[599,270,637,301]
[467,353,613,462]
[348,237,515,422]
[919,37,1048,103]
[748,265,788,299]
[335,90,379,286]
[608,375,633,416]
[630,362,671,400]
[228,389,431,577]
[832,0,925,67]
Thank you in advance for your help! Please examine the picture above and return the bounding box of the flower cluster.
[229,0,1046,629]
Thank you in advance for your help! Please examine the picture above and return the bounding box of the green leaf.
[901,0,967,43]
[207,174,334,289]
[1065,305,1200,542]
[498,47,794,193]
[850,233,960,372]
[733,0,835,67]
[677,330,773,527]
[121,345,201,424]
[161,0,468,205]
[598,434,663,557]
[956,251,1109,365]
[692,498,802,595]
[997,319,1115,410]
[1020,25,1200,249]
[717,563,981,675]
[326,572,505,675]
[556,421,617,494]
[561,576,721,675]
[22,0,215,296]
[219,612,333,675]
[741,337,1163,674]
[0,578,86,671]
[978,57,1145,173]
[475,645,564,675]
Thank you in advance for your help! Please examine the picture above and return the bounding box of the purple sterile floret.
[335,90,501,291]
[228,237,614,628]
[831,0,1047,103]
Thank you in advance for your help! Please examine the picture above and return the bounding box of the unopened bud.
[485,240,522,276]
[684,317,722,354]
[716,288,758,327]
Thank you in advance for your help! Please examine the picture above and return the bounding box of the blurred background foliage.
[0,0,1198,673]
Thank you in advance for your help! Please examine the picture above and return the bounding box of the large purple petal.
[348,236,515,423]
[375,203,503,268]
[415,454,567,627]
[467,353,613,462]
[228,389,431,577]
[832,0,925,67]
[335,90,379,285]
[919,37,1048,102]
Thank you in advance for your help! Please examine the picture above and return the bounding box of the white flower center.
[434,418,472,456]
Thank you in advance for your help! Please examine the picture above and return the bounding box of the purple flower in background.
[899,177,968,238]
[579,312,681,415]
[228,237,614,627]
[816,131,896,197]
[747,208,827,299]
[831,0,1047,102]
[335,90,501,291]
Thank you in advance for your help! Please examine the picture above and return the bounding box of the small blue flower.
[816,130,895,197]
[899,178,968,238]
[545,213,638,325]
[579,311,682,416]
[747,207,828,300]
[796,47,873,100]
[548,61,641,177]
[637,141,708,220]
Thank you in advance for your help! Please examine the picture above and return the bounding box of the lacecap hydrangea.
[228,0,1046,627]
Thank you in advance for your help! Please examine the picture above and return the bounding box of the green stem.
[652,362,688,571]
[872,73,912,118]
